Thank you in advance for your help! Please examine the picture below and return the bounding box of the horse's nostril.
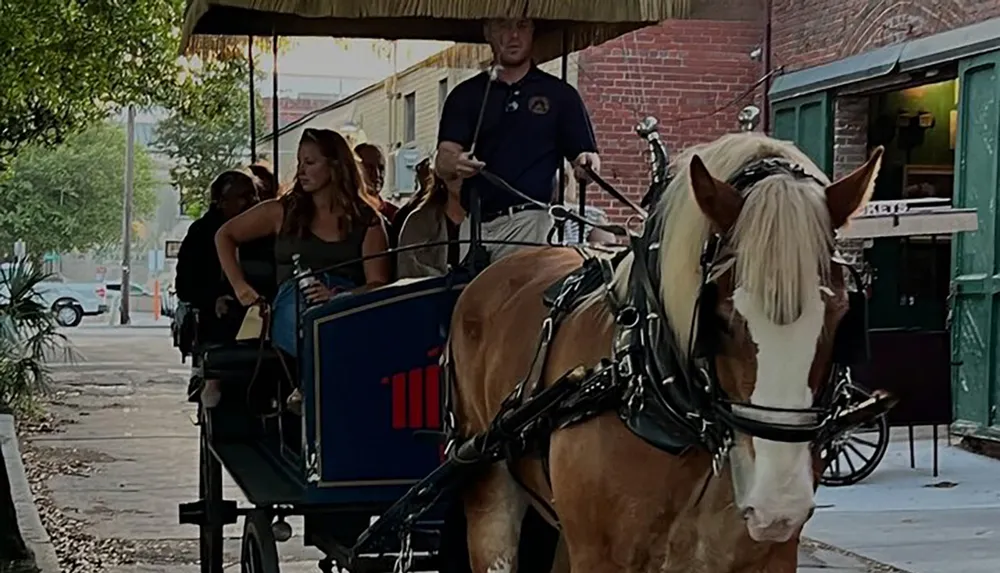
[742,506,755,520]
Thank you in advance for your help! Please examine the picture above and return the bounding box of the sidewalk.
[806,432,1000,573]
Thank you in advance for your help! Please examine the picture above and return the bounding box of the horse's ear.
[826,146,883,229]
[689,154,743,231]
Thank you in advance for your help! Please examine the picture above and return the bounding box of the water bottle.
[291,253,319,295]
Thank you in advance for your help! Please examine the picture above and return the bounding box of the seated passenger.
[248,161,278,201]
[216,128,391,362]
[174,169,260,406]
[393,157,434,235]
[397,168,467,278]
[354,142,399,228]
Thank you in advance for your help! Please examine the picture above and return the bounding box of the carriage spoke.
[845,441,872,464]
[840,446,858,475]
[850,435,879,449]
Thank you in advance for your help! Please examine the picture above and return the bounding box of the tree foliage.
[0,123,157,255]
[0,0,190,166]
[154,56,268,217]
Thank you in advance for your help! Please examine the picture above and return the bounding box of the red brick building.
[771,0,1000,178]
[578,19,762,221]
[574,2,1000,440]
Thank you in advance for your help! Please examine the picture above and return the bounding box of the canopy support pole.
[557,28,568,242]
[249,35,257,163]
[272,30,280,181]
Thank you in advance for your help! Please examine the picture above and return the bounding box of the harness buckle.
[540,317,554,343]
[711,435,733,476]
[618,354,634,378]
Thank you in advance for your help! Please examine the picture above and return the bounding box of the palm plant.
[0,258,74,414]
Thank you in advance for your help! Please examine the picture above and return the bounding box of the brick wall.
[577,20,762,222]
[772,0,1000,72]
[833,96,869,179]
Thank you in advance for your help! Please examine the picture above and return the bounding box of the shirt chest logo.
[528,95,551,115]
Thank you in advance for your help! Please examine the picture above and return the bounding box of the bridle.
[613,156,879,473]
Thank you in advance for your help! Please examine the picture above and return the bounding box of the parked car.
[0,264,106,327]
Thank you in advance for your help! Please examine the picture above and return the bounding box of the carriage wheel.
[241,510,281,573]
[199,415,225,573]
[818,384,890,487]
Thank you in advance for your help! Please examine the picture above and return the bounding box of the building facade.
[768,2,1000,441]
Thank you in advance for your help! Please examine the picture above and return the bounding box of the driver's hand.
[455,152,485,179]
[573,152,601,182]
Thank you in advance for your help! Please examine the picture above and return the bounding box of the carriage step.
[178,499,239,526]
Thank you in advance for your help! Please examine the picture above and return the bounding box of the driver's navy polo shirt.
[437,65,598,216]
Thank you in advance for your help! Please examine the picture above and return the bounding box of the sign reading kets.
[862,200,911,217]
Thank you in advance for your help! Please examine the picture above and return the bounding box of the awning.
[180,0,695,64]
[769,16,1000,103]
[768,44,903,102]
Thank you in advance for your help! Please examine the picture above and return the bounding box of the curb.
[0,415,59,573]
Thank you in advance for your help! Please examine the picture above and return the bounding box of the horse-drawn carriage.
[177,2,902,572]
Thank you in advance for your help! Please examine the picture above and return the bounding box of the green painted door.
[771,92,833,176]
[951,50,1000,437]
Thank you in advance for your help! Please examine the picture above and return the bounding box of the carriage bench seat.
[199,341,286,382]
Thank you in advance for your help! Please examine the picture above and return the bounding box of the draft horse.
[446,132,884,573]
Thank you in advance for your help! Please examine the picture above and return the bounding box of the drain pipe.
[761,0,773,133]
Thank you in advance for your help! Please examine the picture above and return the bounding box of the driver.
[434,17,601,263]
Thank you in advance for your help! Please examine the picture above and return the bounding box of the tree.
[0,123,157,255]
[0,0,189,167]
[154,56,268,217]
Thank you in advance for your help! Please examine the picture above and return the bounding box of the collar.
[487,62,543,87]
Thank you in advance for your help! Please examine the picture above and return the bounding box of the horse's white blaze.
[732,286,823,537]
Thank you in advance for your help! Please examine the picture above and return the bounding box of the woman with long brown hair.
[396,162,467,278]
[216,128,391,358]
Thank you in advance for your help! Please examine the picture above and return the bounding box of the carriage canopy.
[180,0,696,62]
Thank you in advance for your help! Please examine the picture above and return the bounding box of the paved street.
[19,321,914,572]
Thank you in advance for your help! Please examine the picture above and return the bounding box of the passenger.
[248,162,278,200]
[354,142,399,227]
[397,168,468,278]
[175,169,261,407]
[216,128,391,362]
[393,157,434,233]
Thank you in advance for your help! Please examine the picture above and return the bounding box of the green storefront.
[768,18,1000,441]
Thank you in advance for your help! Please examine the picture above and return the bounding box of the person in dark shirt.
[435,17,600,263]
[175,168,261,406]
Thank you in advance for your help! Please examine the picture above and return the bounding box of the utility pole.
[119,105,135,326]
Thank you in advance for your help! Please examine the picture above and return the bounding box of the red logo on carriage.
[381,347,443,431]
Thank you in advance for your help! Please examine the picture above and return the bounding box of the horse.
[445,131,883,573]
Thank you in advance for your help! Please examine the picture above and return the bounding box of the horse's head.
[654,133,882,543]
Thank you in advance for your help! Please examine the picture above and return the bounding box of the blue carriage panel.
[300,275,466,502]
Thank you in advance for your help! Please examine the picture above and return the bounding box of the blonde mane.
[613,132,833,352]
